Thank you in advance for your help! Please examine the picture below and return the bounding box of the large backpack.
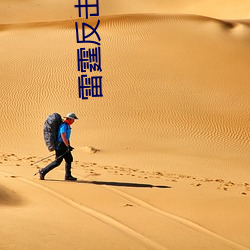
[43,113,63,151]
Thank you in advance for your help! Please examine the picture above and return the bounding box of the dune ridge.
[1,0,250,25]
[1,13,250,30]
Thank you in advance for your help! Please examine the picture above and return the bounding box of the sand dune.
[1,1,250,250]
[1,14,250,179]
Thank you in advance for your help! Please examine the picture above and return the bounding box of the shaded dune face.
[0,184,23,206]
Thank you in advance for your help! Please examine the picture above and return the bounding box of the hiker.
[39,112,78,181]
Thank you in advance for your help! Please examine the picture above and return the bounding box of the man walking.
[39,112,78,181]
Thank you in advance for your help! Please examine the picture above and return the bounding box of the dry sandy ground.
[1,1,250,250]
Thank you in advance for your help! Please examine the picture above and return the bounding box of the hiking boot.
[39,170,45,180]
[65,175,77,181]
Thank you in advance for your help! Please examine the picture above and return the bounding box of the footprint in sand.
[124,203,133,207]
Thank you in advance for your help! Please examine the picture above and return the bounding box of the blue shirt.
[57,123,71,143]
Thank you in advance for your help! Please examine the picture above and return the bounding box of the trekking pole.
[33,151,69,176]
[31,153,55,166]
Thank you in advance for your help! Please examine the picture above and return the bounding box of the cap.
[64,112,78,120]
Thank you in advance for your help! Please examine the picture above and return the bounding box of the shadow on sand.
[47,179,171,189]
[78,180,171,189]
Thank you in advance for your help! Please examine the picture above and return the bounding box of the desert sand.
[0,1,250,249]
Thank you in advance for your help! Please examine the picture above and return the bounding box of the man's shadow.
[76,180,171,189]
[46,178,171,188]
